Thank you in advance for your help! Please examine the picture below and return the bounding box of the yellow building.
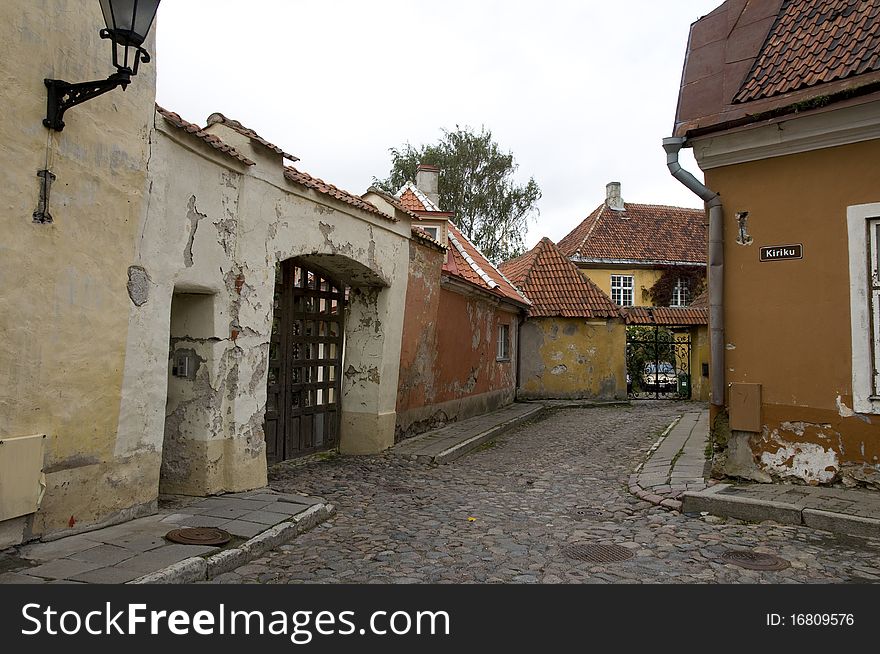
[500,238,626,400]
[668,0,880,487]
[558,182,706,309]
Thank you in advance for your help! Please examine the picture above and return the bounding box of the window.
[670,278,690,307]
[610,275,634,306]
[847,202,880,413]
[497,324,510,361]
[420,226,440,240]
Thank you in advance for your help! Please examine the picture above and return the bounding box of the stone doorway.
[265,260,344,463]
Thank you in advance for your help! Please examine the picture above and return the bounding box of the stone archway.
[265,253,397,462]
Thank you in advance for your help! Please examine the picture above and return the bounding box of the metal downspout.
[662,137,724,408]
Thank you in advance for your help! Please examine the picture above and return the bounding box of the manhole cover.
[720,550,790,571]
[165,527,231,546]
[561,543,634,563]
[572,508,609,519]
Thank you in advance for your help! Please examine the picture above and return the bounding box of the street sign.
[759,244,802,262]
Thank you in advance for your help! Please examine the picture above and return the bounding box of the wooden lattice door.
[265,260,343,463]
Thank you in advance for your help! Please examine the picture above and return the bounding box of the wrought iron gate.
[626,326,692,400]
[265,260,344,463]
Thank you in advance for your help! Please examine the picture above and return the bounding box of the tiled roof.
[623,306,709,326]
[156,105,256,166]
[736,0,880,103]
[675,0,880,138]
[411,226,447,251]
[364,186,420,220]
[500,238,620,319]
[206,113,299,161]
[395,181,443,213]
[444,223,529,307]
[557,203,707,264]
[283,167,395,221]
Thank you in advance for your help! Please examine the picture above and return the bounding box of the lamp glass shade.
[99,0,161,46]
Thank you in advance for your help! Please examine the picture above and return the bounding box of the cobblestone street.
[209,403,880,584]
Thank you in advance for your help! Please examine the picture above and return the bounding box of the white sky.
[155,0,722,249]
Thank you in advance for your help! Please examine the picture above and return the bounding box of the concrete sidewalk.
[394,402,545,463]
[630,408,880,538]
[0,489,333,584]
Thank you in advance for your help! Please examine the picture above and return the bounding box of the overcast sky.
[155,0,722,249]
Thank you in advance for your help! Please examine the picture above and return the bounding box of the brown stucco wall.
[518,317,626,400]
[395,241,520,439]
[703,138,880,485]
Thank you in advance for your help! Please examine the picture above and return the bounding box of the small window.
[497,324,510,361]
[421,226,440,240]
[670,278,690,307]
[610,275,634,306]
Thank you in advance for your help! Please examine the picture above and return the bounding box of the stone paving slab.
[1,487,331,584]
[393,402,545,463]
[683,482,880,538]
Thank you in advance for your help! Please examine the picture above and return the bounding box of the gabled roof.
[156,105,256,166]
[394,181,452,216]
[444,223,529,308]
[675,0,880,138]
[284,167,394,222]
[364,186,420,220]
[557,202,707,265]
[206,112,299,161]
[623,306,709,326]
[500,238,620,319]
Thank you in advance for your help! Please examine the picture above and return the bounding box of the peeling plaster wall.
[395,243,521,439]
[702,138,880,486]
[517,317,626,400]
[114,114,411,498]
[0,1,157,543]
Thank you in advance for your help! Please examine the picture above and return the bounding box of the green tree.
[374,126,541,263]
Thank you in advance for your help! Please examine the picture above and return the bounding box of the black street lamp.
[44,0,161,131]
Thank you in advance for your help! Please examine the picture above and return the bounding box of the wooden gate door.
[265,260,344,464]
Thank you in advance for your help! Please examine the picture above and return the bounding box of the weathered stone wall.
[0,1,158,546]
[517,317,626,400]
[395,244,521,439]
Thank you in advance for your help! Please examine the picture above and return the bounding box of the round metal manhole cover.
[720,550,790,571]
[561,543,634,563]
[165,527,232,546]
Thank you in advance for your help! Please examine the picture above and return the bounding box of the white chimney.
[606,181,625,211]
[416,164,441,208]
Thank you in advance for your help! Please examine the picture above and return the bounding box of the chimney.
[605,181,625,211]
[416,164,441,208]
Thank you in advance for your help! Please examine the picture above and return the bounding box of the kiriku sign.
[760,244,803,262]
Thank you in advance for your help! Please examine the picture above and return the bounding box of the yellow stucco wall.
[0,2,157,544]
[518,318,626,400]
[690,325,710,402]
[578,267,663,306]
[703,137,880,484]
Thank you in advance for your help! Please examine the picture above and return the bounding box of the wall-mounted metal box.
[729,383,762,433]
[0,433,46,521]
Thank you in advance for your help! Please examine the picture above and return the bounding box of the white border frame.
[847,201,880,414]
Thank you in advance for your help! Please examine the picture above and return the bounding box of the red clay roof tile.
[156,105,256,166]
[284,167,395,222]
[557,203,707,264]
[623,306,709,326]
[500,238,621,319]
[206,112,299,161]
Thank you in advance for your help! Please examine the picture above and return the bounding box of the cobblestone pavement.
[209,403,880,584]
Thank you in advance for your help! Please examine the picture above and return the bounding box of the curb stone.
[129,502,336,584]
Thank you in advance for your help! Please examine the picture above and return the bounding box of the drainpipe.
[662,136,724,409]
